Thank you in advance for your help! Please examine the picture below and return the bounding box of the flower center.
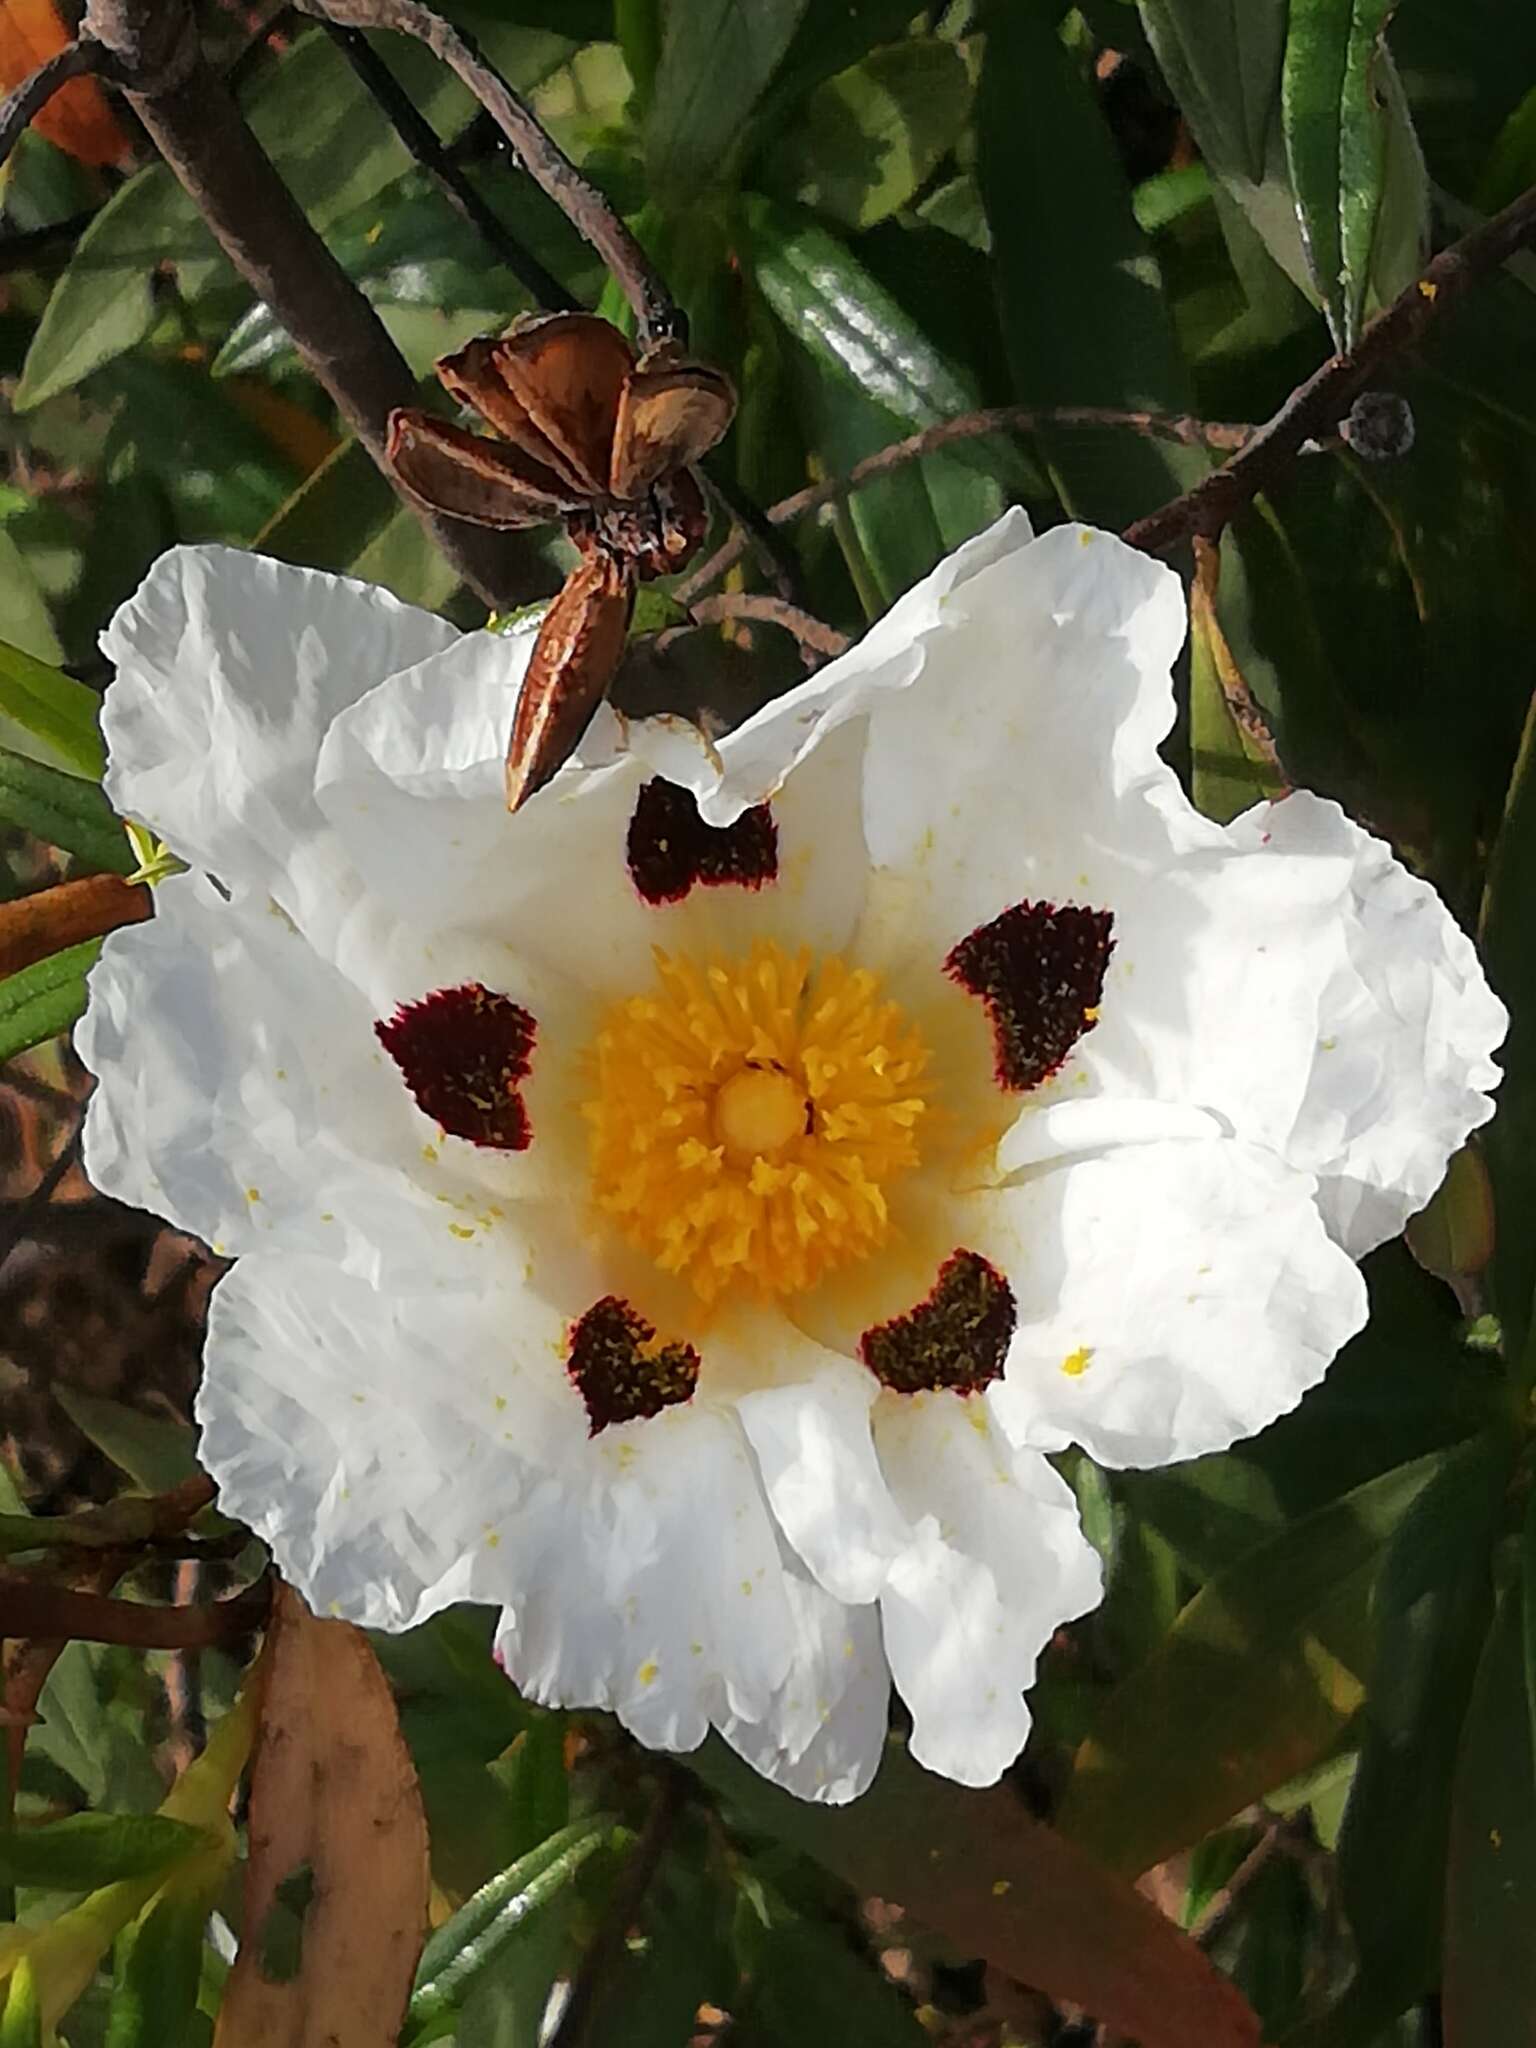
[582,940,931,1301]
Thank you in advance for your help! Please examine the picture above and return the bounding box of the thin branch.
[79,0,541,612]
[687,592,851,660]
[1187,1823,1284,1949]
[1124,179,1536,556]
[318,18,573,311]
[0,1568,269,1649]
[546,1769,685,2048]
[0,1116,83,1279]
[300,0,682,347]
[0,38,107,173]
[675,405,1259,603]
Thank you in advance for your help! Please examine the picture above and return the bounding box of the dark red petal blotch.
[946,900,1115,1092]
[859,1249,1016,1398]
[376,983,536,1150]
[626,776,778,906]
[568,1296,701,1433]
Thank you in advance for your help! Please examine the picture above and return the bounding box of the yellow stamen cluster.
[583,941,931,1301]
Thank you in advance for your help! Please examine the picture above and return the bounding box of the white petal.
[493,1402,796,1752]
[979,1137,1368,1467]
[101,547,454,899]
[1219,793,1506,1253]
[871,1395,1099,1788]
[735,1361,910,1605]
[317,629,868,996]
[722,1570,889,1804]
[996,1096,1223,1176]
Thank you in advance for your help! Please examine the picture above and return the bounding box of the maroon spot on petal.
[567,1295,700,1434]
[626,776,778,906]
[860,1249,1016,1398]
[946,900,1114,1092]
[376,983,536,1150]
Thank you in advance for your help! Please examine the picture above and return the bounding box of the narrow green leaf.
[0,940,102,1066]
[407,1820,610,2032]
[0,1961,42,2048]
[1280,0,1424,347]
[647,0,808,200]
[1331,1430,1514,2025]
[0,532,64,671]
[51,1389,200,1494]
[1442,1582,1536,2047]
[1137,0,1286,185]
[0,642,105,781]
[747,198,975,427]
[0,1817,203,1892]
[107,1885,209,2048]
[976,0,1202,526]
[254,439,394,579]
[0,748,132,874]
[1059,1454,1443,1877]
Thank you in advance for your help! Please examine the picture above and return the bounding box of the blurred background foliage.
[1,0,1535,2043]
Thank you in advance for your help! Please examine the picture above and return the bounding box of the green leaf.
[1329,1429,1514,2029]
[1280,0,1424,347]
[1526,1487,1536,1776]
[1475,80,1536,211]
[1480,678,1536,1365]
[767,40,974,230]
[734,1918,924,2046]
[0,748,132,874]
[254,439,395,579]
[1137,0,1286,185]
[0,939,102,1066]
[690,1739,1264,2048]
[1442,1581,1536,2045]
[0,1961,42,2048]
[0,531,65,671]
[406,1819,611,2034]
[976,0,1203,525]
[0,641,105,781]
[107,1886,209,2048]
[0,1816,203,1891]
[50,1389,200,1494]
[647,0,808,200]
[1059,1454,1443,1877]
[747,199,975,427]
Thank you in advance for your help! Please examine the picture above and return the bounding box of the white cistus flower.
[79,511,1506,1800]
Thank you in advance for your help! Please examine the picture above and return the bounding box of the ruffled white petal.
[101,546,454,902]
[872,1395,1100,1787]
[1217,793,1506,1253]
[978,1137,1368,1468]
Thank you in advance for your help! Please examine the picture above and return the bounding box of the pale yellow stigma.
[582,940,931,1301]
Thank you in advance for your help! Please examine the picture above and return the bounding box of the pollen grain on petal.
[567,1295,701,1434]
[946,900,1114,1092]
[859,1248,1016,1397]
[626,776,778,906]
[376,983,536,1150]
[582,940,930,1300]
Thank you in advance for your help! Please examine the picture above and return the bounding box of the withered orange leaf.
[610,360,736,499]
[506,547,634,812]
[387,410,582,528]
[490,312,636,499]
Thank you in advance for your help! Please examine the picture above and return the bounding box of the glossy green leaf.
[647,0,808,199]
[51,1388,201,1494]
[1330,1430,1514,2027]
[406,1819,611,2034]
[0,1816,202,1891]
[0,640,105,780]
[977,0,1203,525]
[1138,0,1285,185]
[0,1963,42,2048]
[768,39,974,230]
[691,1739,1264,2048]
[1442,1582,1536,2048]
[0,747,132,874]
[1280,0,1424,347]
[748,199,974,427]
[0,531,65,671]
[1059,1454,1443,1878]
[0,939,102,1066]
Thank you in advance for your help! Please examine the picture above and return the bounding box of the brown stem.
[675,406,1258,603]
[687,592,851,660]
[0,873,149,979]
[1125,180,1536,556]
[0,39,106,171]
[299,0,681,347]
[77,0,539,611]
[0,1568,269,1649]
